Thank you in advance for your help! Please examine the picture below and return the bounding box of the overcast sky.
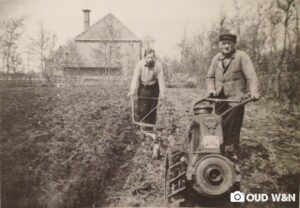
[0,0,239,60]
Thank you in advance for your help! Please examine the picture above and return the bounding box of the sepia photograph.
[0,0,299,207]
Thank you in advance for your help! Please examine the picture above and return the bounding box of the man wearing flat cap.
[206,33,260,158]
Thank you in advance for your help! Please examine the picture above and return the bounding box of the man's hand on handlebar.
[207,90,217,98]
[250,93,260,102]
[240,93,260,102]
[127,92,134,98]
[240,93,250,102]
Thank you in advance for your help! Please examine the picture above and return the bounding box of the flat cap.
[219,33,237,42]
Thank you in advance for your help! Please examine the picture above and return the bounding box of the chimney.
[82,9,91,30]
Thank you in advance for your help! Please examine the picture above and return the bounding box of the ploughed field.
[1,85,299,208]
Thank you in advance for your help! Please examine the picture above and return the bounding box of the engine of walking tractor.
[164,97,254,205]
[186,99,240,197]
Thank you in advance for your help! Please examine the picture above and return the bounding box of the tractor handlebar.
[205,98,241,103]
[193,96,255,117]
[193,96,255,108]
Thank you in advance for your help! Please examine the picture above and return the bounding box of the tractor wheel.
[192,154,239,197]
[164,148,187,206]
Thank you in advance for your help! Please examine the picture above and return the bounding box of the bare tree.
[277,0,294,67]
[267,3,281,61]
[218,10,227,34]
[231,0,245,39]
[29,24,57,84]
[0,17,26,76]
[293,1,300,63]
[272,0,294,100]
[142,35,155,49]
[102,18,121,76]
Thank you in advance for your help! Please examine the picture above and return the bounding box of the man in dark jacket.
[206,33,260,157]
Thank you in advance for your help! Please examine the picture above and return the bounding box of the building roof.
[75,13,140,41]
[48,13,141,68]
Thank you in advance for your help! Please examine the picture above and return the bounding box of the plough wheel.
[164,149,187,206]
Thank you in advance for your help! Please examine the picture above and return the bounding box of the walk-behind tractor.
[164,97,254,206]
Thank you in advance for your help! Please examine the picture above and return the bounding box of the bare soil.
[1,86,299,208]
